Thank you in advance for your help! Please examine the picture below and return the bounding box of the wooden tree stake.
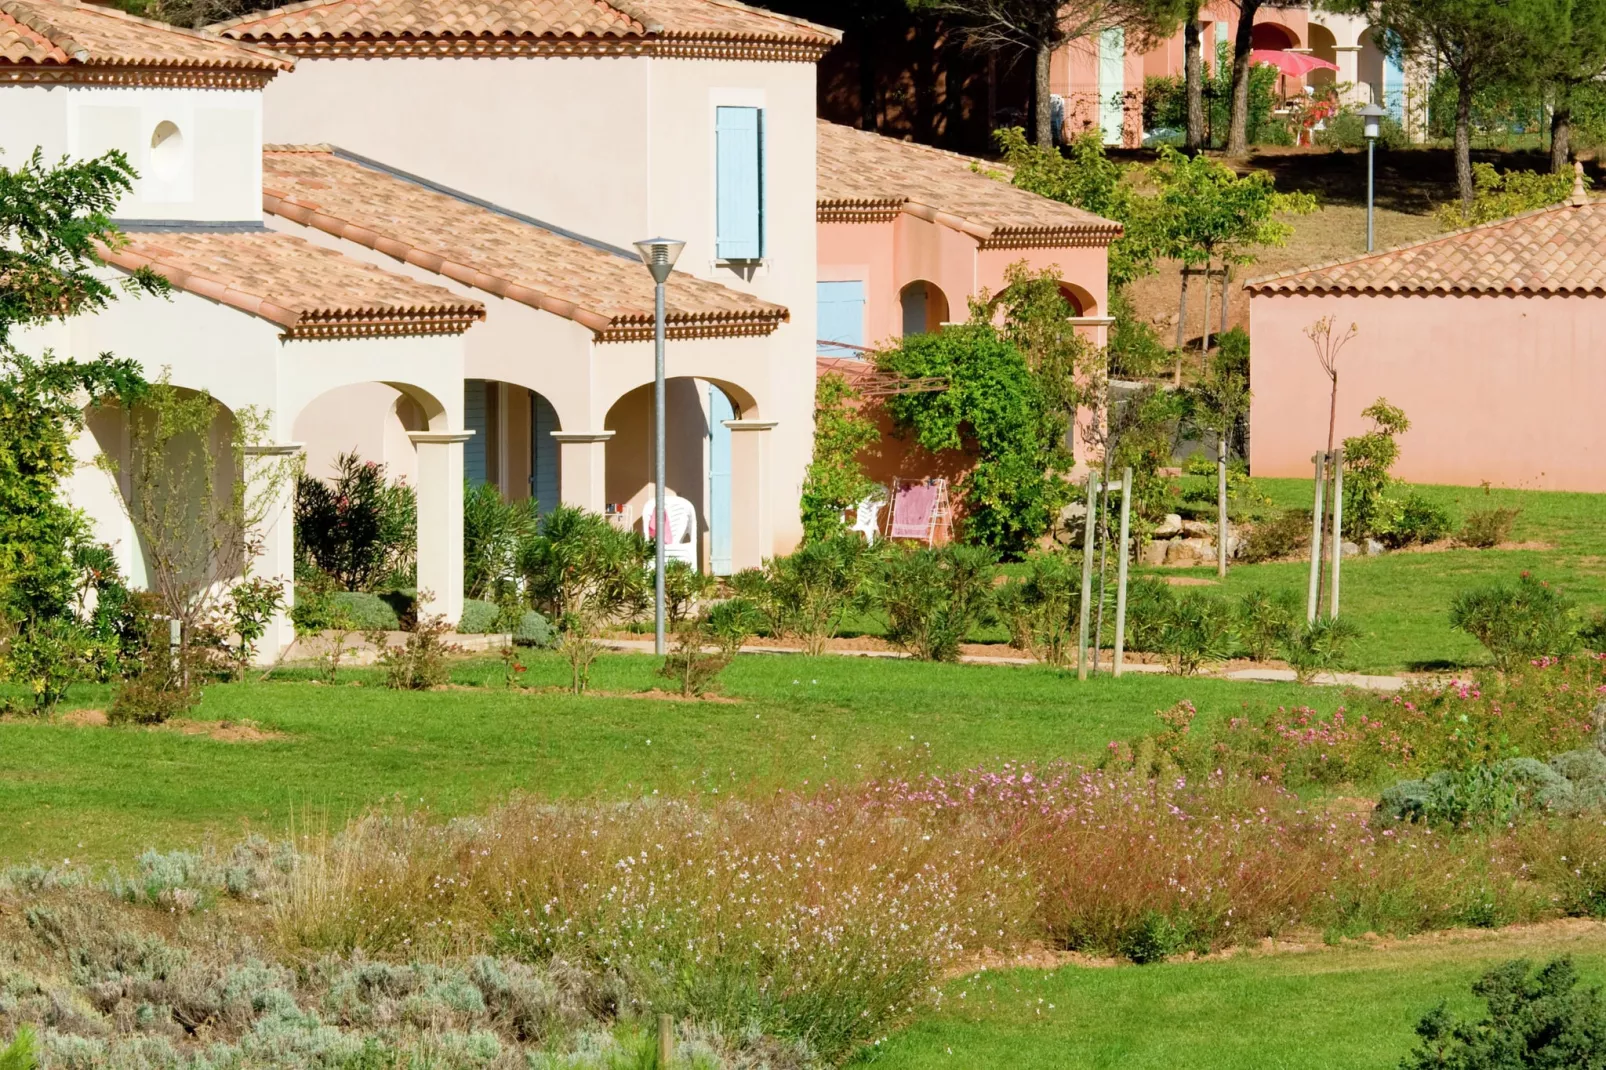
[1330,446,1344,618]
[658,1014,673,1068]
[1217,432,1228,579]
[1077,470,1099,681]
[1113,467,1133,677]
[1306,452,1325,623]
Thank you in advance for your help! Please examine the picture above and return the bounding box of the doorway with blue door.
[462,379,561,513]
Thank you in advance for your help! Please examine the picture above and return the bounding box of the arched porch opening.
[1307,23,1338,91]
[1250,22,1298,50]
[602,376,756,575]
[900,280,952,337]
[461,379,563,516]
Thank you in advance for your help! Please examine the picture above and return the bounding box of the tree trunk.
[1551,85,1572,174]
[1035,42,1055,148]
[1225,0,1259,156]
[1184,12,1205,152]
[1455,78,1474,207]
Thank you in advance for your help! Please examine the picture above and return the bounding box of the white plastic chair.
[644,494,699,570]
[847,488,888,545]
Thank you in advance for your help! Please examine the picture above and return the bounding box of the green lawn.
[861,924,1606,1069]
[0,653,1312,864]
[1149,479,1606,674]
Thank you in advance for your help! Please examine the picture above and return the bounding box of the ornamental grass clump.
[276,793,1031,1065]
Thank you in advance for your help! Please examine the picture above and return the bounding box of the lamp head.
[1358,102,1387,141]
[634,238,686,284]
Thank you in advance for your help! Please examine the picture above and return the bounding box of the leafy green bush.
[1437,163,1581,229]
[457,599,500,635]
[878,543,997,662]
[1281,615,1361,685]
[511,610,555,649]
[1402,958,1606,1070]
[1,616,108,715]
[107,593,197,724]
[1458,507,1521,549]
[330,591,403,631]
[295,452,416,591]
[1380,491,1454,549]
[372,609,452,691]
[1376,761,1565,830]
[996,547,1080,666]
[662,560,716,625]
[801,372,879,542]
[1341,399,1408,541]
[1235,588,1300,663]
[463,482,538,601]
[1241,508,1311,563]
[731,534,874,657]
[1122,578,1175,654]
[1451,573,1577,671]
[1315,106,1409,150]
[1156,591,1233,676]
[877,324,1069,557]
[658,598,763,697]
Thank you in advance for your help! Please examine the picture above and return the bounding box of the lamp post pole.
[634,238,687,657]
[653,275,667,655]
[1360,104,1386,253]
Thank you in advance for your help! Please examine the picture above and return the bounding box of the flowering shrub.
[1115,658,1604,791]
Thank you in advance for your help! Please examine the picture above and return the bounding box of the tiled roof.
[816,121,1123,250]
[97,229,484,339]
[214,0,839,60]
[0,0,291,85]
[260,146,790,342]
[1246,199,1606,297]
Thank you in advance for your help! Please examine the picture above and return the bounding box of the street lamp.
[1359,103,1388,252]
[633,237,686,656]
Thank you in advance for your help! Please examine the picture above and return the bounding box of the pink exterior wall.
[1250,291,1606,492]
[818,214,1109,349]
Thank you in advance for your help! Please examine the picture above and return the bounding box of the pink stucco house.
[814,121,1120,485]
[1054,2,1406,147]
[1246,180,1606,492]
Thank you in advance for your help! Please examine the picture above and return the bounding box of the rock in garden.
[1141,541,1169,567]
[1181,519,1215,538]
[1154,513,1184,539]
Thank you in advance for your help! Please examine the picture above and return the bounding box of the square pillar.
[723,419,777,570]
[410,430,470,626]
[552,431,614,513]
[243,442,303,665]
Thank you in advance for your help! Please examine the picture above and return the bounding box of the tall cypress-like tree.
[1540,0,1606,171]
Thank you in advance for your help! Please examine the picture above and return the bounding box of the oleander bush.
[1457,506,1521,549]
[1451,572,1578,671]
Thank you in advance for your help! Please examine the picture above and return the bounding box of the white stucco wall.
[0,84,263,221]
[261,52,818,553]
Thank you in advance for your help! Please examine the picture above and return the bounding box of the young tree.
[924,0,1189,147]
[0,149,164,708]
[1152,146,1314,378]
[111,379,300,686]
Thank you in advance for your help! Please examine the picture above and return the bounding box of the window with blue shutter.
[817,280,866,356]
[716,106,764,261]
[463,379,487,486]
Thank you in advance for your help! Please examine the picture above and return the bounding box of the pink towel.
[891,482,938,539]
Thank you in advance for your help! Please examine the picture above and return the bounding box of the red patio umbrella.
[1249,49,1339,77]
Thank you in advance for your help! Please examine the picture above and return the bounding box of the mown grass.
[1164,479,1606,674]
[860,924,1606,1069]
[0,652,1311,864]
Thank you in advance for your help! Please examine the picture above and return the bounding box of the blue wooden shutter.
[1098,28,1125,146]
[530,391,560,517]
[708,386,734,575]
[818,280,866,355]
[716,106,764,260]
[463,379,487,486]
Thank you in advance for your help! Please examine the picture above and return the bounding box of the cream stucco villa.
[10,0,1118,659]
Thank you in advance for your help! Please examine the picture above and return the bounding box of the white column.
[409,430,471,626]
[243,442,303,665]
[551,431,614,513]
[724,419,777,570]
[1334,45,1362,105]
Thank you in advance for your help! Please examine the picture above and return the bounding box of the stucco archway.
[899,280,951,337]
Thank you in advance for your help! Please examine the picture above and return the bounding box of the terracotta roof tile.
[1245,200,1606,296]
[98,229,484,338]
[0,0,290,80]
[260,146,789,341]
[816,120,1122,249]
[214,0,838,59]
